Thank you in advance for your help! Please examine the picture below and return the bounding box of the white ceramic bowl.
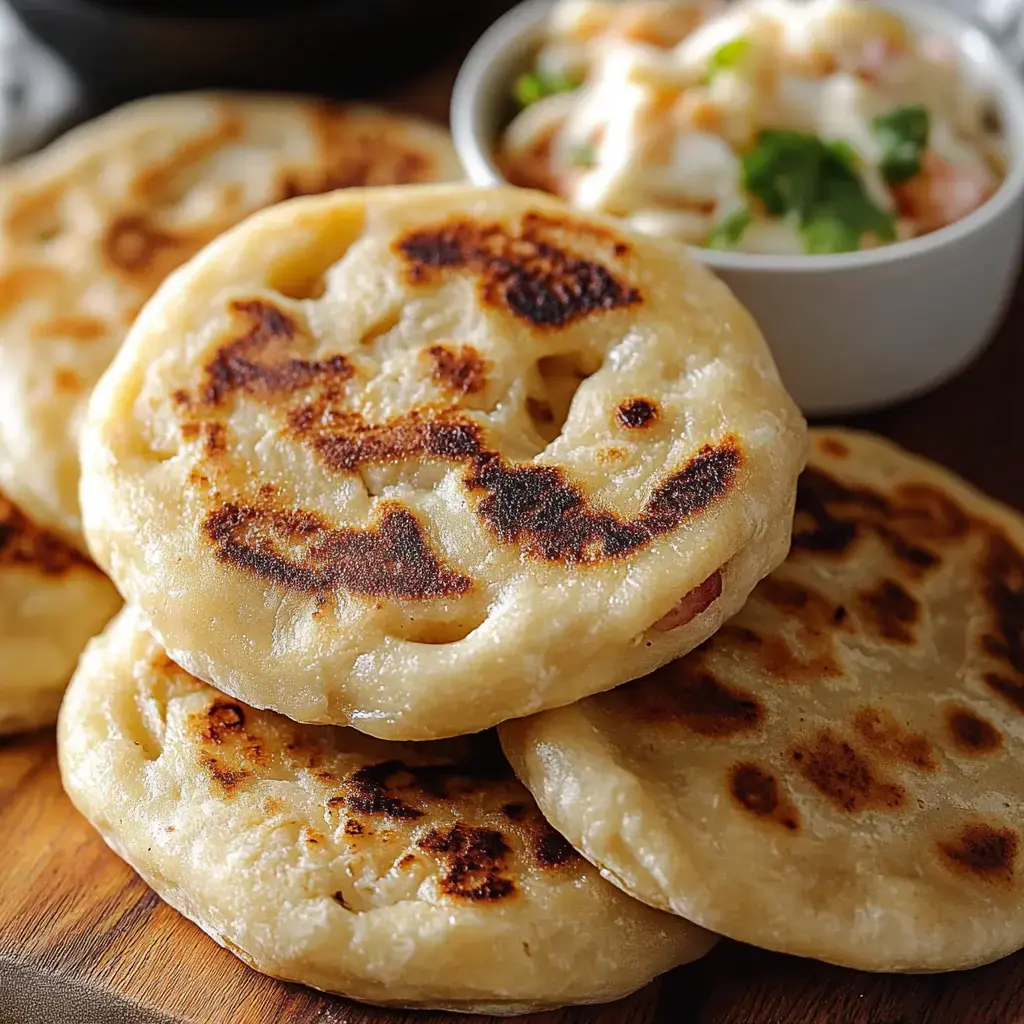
[451,0,1024,414]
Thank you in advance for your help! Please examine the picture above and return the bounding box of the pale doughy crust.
[80,184,805,739]
[58,608,715,1014]
[502,429,1024,972]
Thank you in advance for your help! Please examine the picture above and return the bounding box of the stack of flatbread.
[4,89,1021,1016]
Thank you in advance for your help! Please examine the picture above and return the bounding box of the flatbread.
[58,608,715,1014]
[0,93,462,547]
[501,429,1024,972]
[80,184,805,740]
[0,488,120,735]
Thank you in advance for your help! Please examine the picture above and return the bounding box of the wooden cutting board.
[4,45,1024,1024]
[4,722,1024,1024]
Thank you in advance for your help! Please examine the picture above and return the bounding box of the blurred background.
[3,0,1021,162]
[0,0,521,160]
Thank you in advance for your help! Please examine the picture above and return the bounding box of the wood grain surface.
[2,36,1024,1024]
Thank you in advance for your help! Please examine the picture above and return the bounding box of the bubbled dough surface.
[502,429,1024,972]
[82,184,806,739]
[58,608,715,1015]
[0,92,463,546]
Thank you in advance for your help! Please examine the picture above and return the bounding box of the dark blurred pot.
[8,0,516,105]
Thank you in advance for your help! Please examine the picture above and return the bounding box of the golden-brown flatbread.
[0,487,119,734]
[0,93,463,546]
[80,184,806,739]
[502,429,1024,972]
[58,608,716,1014]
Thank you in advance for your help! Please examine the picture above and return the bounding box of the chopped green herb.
[513,69,578,109]
[826,139,859,170]
[816,173,897,243]
[705,37,750,82]
[569,143,596,167]
[514,72,545,108]
[742,129,823,219]
[741,129,895,254]
[800,214,861,253]
[873,104,930,184]
[705,208,752,250]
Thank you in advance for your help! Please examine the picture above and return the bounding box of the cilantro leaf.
[873,104,930,184]
[801,214,861,253]
[742,129,823,219]
[705,208,752,250]
[826,139,859,170]
[740,129,895,254]
[874,104,929,148]
[816,171,897,243]
[705,37,749,82]
[513,69,578,109]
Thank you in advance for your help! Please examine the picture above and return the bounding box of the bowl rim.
[450,0,1024,274]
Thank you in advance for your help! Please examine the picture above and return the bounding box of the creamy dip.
[500,0,1004,253]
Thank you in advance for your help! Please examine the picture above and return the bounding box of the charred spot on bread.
[533,825,580,868]
[203,422,228,459]
[984,674,1024,715]
[103,214,180,273]
[852,707,936,771]
[199,755,253,797]
[791,731,905,813]
[394,211,641,329]
[616,398,659,429]
[298,408,484,473]
[501,802,528,822]
[417,822,516,901]
[337,761,427,820]
[424,344,488,396]
[0,490,90,576]
[277,104,436,198]
[636,662,763,737]
[198,299,353,409]
[980,531,1024,703]
[947,706,1002,755]
[202,500,472,601]
[857,579,920,644]
[938,823,1018,885]
[199,700,246,745]
[328,751,511,822]
[467,437,741,564]
[793,469,946,576]
[208,399,741,592]
[817,437,850,459]
[729,763,800,830]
